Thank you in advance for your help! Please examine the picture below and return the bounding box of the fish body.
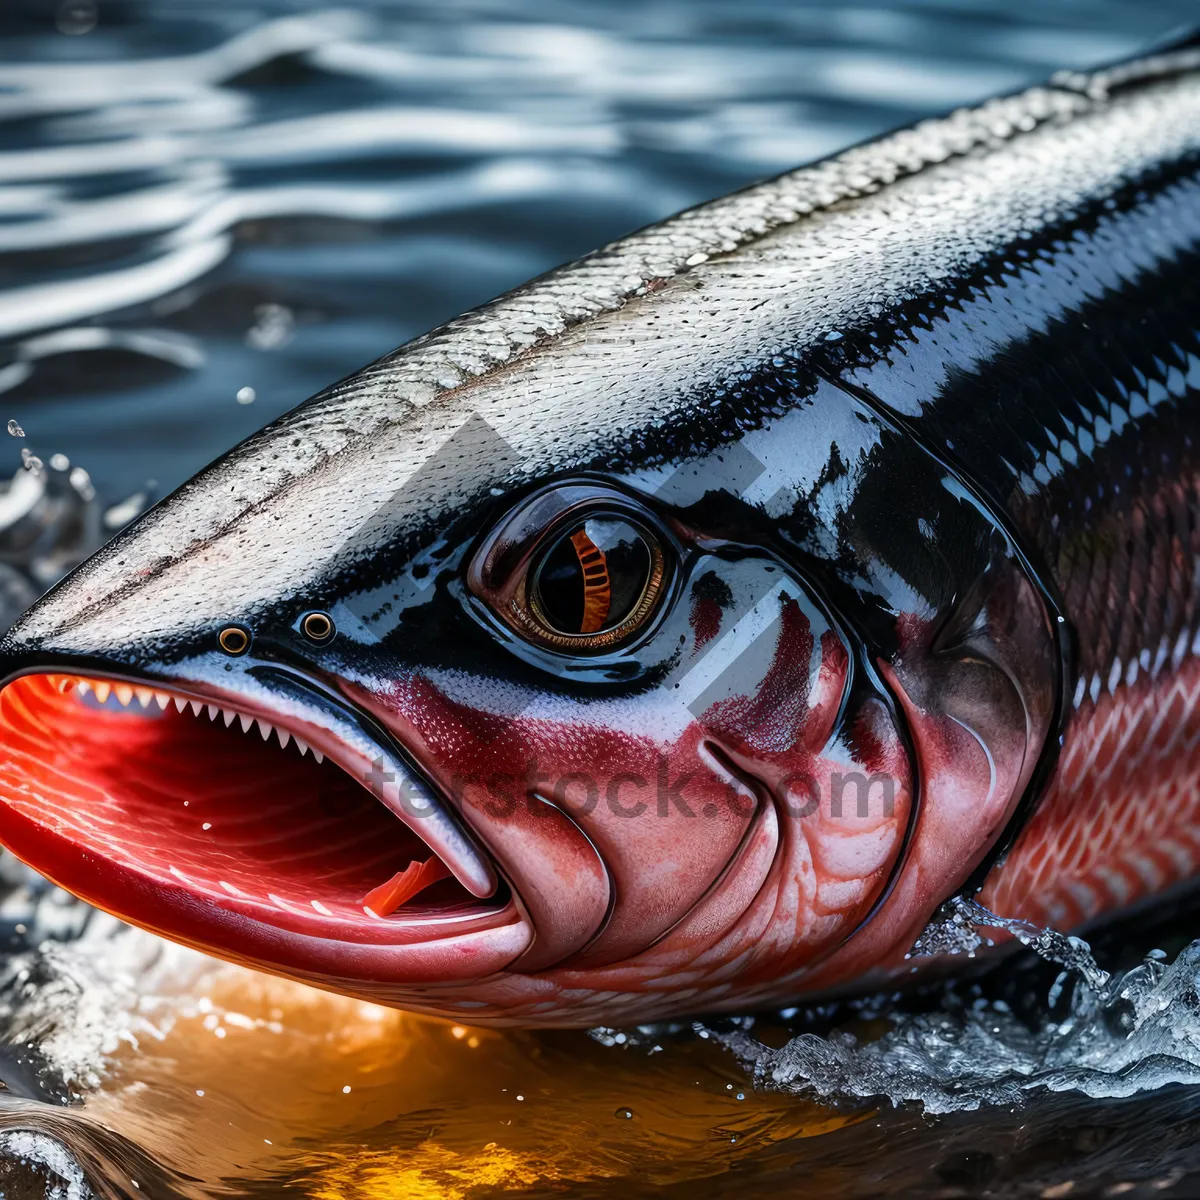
[0,40,1198,1024]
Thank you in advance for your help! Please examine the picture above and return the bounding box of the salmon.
[0,35,1197,1025]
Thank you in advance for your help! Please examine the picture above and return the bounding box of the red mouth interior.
[0,673,498,946]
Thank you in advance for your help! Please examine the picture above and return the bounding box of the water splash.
[718,899,1200,1115]
[0,1130,91,1200]
[911,895,1110,991]
[0,457,150,634]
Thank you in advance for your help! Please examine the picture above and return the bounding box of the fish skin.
[0,42,1198,1023]
[977,216,1200,931]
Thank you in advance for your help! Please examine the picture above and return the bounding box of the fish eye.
[468,486,670,656]
[529,516,660,646]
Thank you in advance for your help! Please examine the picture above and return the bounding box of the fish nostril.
[301,611,335,643]
[217,626,250,656]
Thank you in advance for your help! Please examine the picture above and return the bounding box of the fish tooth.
[173,696,188,713]
[188,699,203,716]
[276,728,291,749]
[154,691,172,709]
[313,750,324,765]
[295,738,309,757]
[223,709,236,727]
[115,685,134,706]
[258,719,273,740]
[57,677,75,694]
[134,687,152,707]
[239,714,254,733]
[206,704,220,721]
[93,682,111,703]
[76,681,92,697]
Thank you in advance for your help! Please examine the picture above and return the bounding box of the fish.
[0,35,1197,1027]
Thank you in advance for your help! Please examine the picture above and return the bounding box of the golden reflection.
[78,961,866,1196]
[304,1142,580,1200]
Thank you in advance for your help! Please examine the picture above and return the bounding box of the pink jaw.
[0,673,528,994]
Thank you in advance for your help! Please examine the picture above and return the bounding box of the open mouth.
[0,672,514,968]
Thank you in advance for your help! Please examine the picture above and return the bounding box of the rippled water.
[3,1,1200,1196]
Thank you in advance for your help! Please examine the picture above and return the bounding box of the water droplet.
[614,1107,633,1120]
[68,466,95,501]
[246,303,295,351]
[236,386,257,405]
[104,491,147,530]
[55,0,97,34]
[6,420,23,438]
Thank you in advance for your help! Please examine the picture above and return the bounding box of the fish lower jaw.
[0,671,525,989]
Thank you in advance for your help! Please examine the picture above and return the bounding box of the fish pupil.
[533,517,650,636]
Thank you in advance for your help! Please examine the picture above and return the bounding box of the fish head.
[0,338,1060,1025]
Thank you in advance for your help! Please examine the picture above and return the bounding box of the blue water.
[2,3,1200,1197]
[1,0,1195,508]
